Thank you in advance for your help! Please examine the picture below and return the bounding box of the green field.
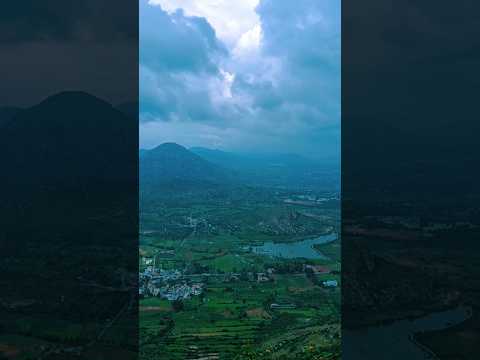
[140,187,340,359]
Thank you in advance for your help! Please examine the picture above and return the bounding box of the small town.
[140,259,338,302]
[139,267,204,301]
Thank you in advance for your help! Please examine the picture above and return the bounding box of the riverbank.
[415,305,476,359]
[344,302,464,330]
[251,233,337,259]
[343,306,471,360]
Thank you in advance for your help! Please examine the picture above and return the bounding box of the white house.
[322,280,338,288]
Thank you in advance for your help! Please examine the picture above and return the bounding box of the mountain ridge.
[140,142,233,188]
[0,91,137,188]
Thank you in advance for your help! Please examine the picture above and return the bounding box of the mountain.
[0,91,137,189]
[139,148,149,158]
[140,143,233,188]
[0,106,21,128]
[116,101,139,120]
[191,147,320,170]
[189,147,245,170]
[0,94,138,348]
[190,147,339,190]
[0,91,138,249]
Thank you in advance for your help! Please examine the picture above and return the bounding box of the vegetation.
[139,155,340,360]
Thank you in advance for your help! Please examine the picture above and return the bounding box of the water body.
[250,232,337,259]
[343,306,472,360]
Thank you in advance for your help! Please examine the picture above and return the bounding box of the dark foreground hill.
[0,92,138,357]
[1,91,137,189]
[0,106,21,127]
[0,91,138,247]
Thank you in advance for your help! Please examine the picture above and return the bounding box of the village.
[139,256,338,302]
[139,266,202,301]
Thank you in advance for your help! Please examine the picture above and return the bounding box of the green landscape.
[139,0,341,357]
[139,143,340,359]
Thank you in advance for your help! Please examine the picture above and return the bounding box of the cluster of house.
[139,266,204,301]
[146,283,203,301]
[142,267,181,281]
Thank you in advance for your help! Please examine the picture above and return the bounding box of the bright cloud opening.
[149,0,261,50]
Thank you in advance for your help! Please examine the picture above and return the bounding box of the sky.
[140,0,340,159]
[0,1,137,107]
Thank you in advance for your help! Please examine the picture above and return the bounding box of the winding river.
[250,232,337,259]
[343,306,472,359]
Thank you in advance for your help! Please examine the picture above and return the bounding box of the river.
[343,306,472,359]
[250,232,337,259]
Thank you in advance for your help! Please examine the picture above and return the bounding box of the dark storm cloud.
[344,0,480,121]
[230,0,340,156]
[0,1,137,107]
[0,1,136,43]
[342,0,480,185]
[141,2,226,73]
[140,0,227,124]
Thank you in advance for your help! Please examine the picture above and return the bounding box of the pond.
[250,232,337,259]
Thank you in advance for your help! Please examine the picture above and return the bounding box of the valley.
[139,144,340,360]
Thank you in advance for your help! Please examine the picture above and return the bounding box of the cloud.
[0,0,137,106]
[150,0,260,49]
[0,1,136,42]
[141,2,226,73]
[140,0,229,124]
[241,0,340,121]
[140,0,340,159]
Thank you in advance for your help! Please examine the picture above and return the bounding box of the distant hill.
[140,143,233,188]
[190,147,339,190]
[191,147,321,170]
[139,148,149,158]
